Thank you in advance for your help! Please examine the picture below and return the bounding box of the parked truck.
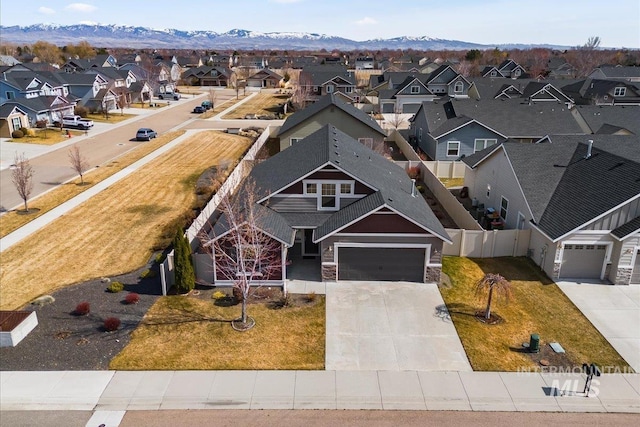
[60,115,94,130]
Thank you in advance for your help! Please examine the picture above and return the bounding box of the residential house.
[0,104,29,137]
[246,69,282,88]
[355,57,375,70]
[462,135,640,285]
[0,70,69,103]
[547,57,577,79]
[182,66,233,86]
[277,93,386,151]
[0,55,20,66]
[200,124,451,285]
[410,98,584,160]
[520,82,574,104]
[481,59,527,79]
[52,72,116,112]
[1,96,75,125]
[61,54,118,73]
[562,79,640,105]
[378,65,471,113]
[298,66,356,103]
[589,65,640,82]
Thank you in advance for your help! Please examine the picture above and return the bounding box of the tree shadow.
[474,256,555,285]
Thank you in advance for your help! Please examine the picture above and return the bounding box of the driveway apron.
[325,281,472,371]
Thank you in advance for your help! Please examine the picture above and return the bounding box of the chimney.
[585,139,593,159]
[411,179,417,197]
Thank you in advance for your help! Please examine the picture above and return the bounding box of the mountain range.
[0,24,567,51]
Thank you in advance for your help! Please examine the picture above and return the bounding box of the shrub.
[11,130,24,138]
[19,127,29,135]
[36,120,48,129]
[24,128,36,137]
[212,290,227,300]
[125,292,140,304]
[417,185,426,194]
[74,301,90,315]
[173,228,195,294]
[139,269,156,279]
[107,281,124,293]
[74,105,89,118]
[306,291,317,303]
[103,317,121,332]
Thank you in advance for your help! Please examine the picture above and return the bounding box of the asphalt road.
[0,91,241,211]
[1,410,637,427]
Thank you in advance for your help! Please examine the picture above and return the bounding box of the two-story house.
[481,59,527,79]
[277,94,386,151]
[562,79,640,105]
[298,66,356,103]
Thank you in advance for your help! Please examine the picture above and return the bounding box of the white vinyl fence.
[160,126,275,295]
[444,228,531,258]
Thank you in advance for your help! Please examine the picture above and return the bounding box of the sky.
[1,0,639,48]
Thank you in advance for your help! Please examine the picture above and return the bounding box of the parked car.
[158,92,181,100]
[136,128,157,141]
[201,101,212,110]
[59,115,94,130]
[192,106,205,114]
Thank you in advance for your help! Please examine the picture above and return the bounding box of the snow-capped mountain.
[0,24,559,50]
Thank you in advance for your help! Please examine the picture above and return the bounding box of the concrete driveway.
[325,282,472,371]
[557,282,640,373]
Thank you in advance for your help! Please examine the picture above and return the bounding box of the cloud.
[65,3,97,13]
[355,17,377,25]
[38,6,56,15]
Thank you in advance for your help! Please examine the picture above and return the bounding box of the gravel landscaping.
[0,260,163,371]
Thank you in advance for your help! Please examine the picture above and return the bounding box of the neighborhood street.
[0,90,263,211]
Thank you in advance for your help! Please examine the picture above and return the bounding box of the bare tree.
[201,179,283,331]
[474,273,512,321]
[291,72,313,111]
[68,145,90,185]
[386,111,407,130]
[11,152,34,212]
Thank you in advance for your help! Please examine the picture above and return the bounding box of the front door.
[302,229,319,257]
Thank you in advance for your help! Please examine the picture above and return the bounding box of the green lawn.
[440,256,631,372]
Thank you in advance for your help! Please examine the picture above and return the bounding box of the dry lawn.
[110,295,325,370]
[222,92,289,119]
[0,131,251,310]
[8,128,84,145]
[440,257,630,371]
[440,178,465,188]
[0,131,185,238]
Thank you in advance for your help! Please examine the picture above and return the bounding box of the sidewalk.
[1,370,638,413]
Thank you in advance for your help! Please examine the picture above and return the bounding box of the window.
[514,68,521,76]
[305,183,317,194]
[614,87,626,97]
[500,196,508,221]
[340,183,353,194]
[446,141,460,157]
[410,85,420,94]
[290,137,302,145]
[6,91,14,100]
[454,81,464,93]
[358,137,373,148]
[474,138,498,152]
[237,244,262,277]
[490,70,497,77]
[11,117,21,131]
[345,87,353,93]
[326,85,334,93]
[321,183,337,209]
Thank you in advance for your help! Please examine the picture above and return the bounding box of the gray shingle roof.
[573,105,640,136]
[469,136,640,241]
[426,98,583,138]
[593,66,640,79]
[228,124,450,244]
[611,216,640,239]
[277,93,384,136]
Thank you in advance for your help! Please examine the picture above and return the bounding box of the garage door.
[631,250,640,285]
[560,244,606,279]
[338,247,425,282]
